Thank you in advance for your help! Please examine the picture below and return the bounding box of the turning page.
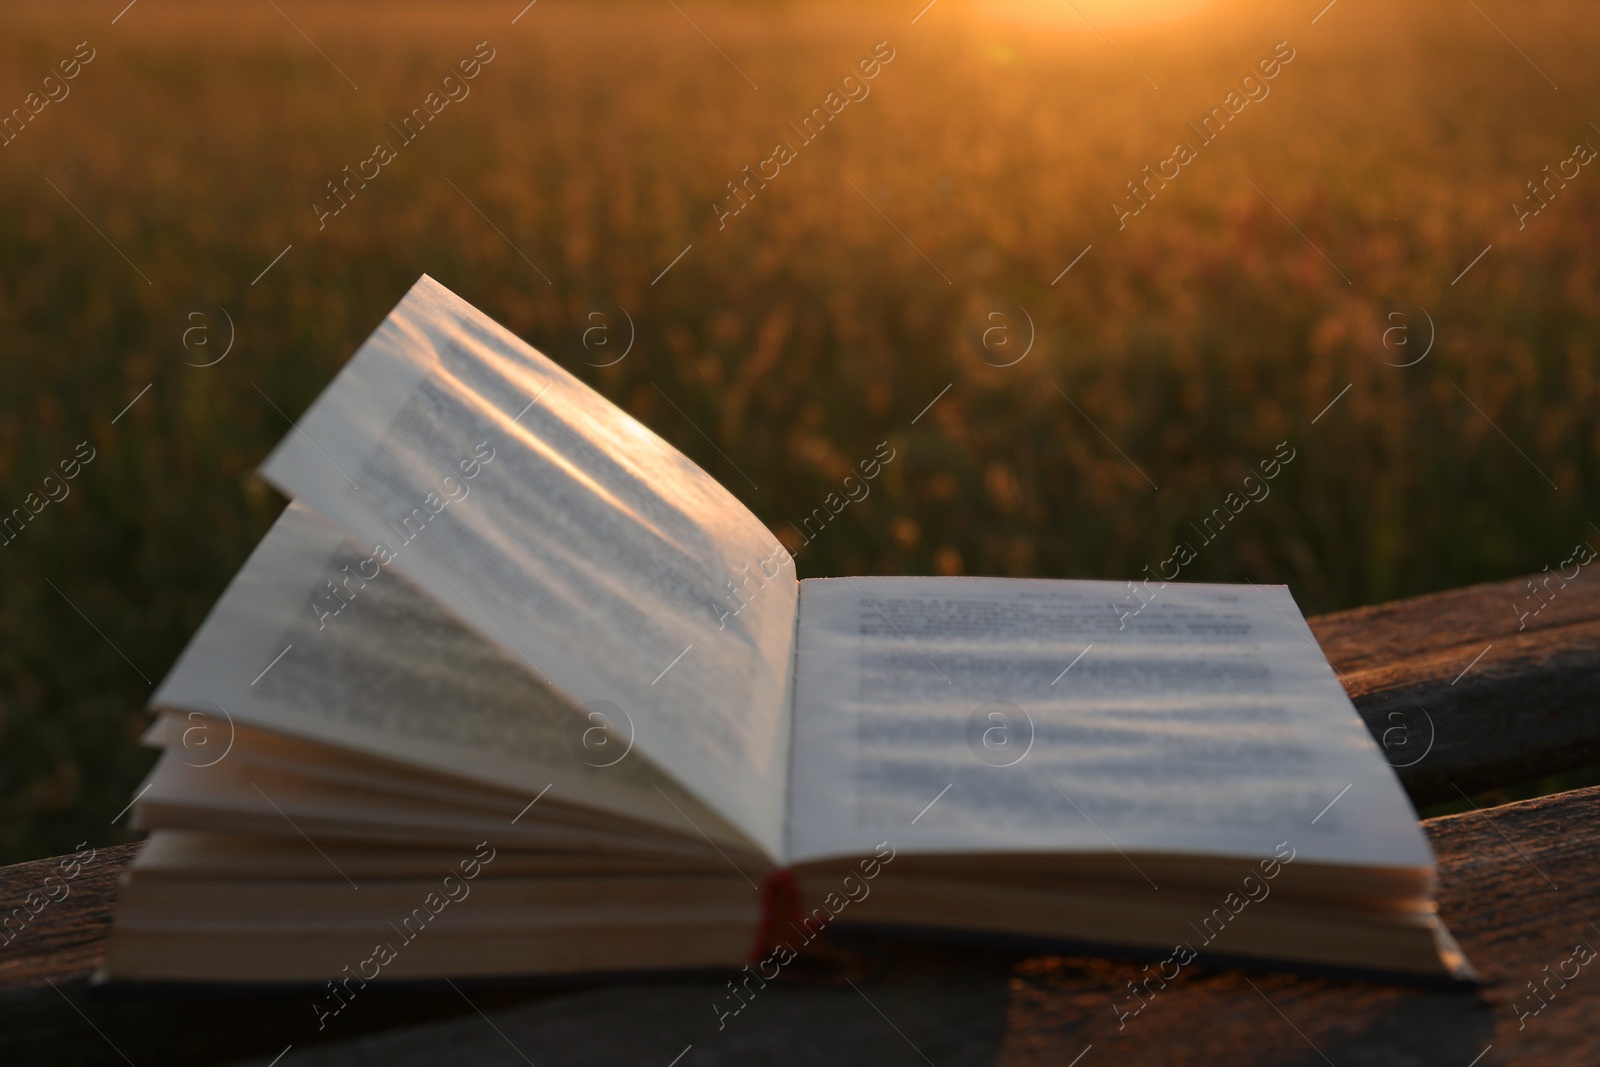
[148,502,750,849]
[259,276,798,858]
[786,576,1434,870]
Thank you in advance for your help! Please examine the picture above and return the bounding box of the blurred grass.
[0,0,1596,863]
[1420,764,1600,820]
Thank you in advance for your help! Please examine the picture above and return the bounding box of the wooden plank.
[1310,569,1600,805]
[4,568,1597,1064]
[4,785,1598,1065]
[0,842,135,991]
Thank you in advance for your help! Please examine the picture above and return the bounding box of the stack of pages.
[104,276,1471,983]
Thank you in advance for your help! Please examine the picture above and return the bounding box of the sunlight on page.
[787,576,1435,870]
[260,276,798,859]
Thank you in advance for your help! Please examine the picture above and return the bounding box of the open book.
[104,276,1471,985]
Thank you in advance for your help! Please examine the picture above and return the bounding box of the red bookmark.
[749,868,812,964]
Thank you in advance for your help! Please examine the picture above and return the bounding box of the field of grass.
[0,0,1596,863]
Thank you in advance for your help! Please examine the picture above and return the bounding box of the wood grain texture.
[1310,568,1600,805]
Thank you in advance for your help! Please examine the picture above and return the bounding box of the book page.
[150,503,753,850]
[786,576,1434,870]
[256,278,797,859]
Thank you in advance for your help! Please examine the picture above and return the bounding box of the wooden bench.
[3,571,1597,1066]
